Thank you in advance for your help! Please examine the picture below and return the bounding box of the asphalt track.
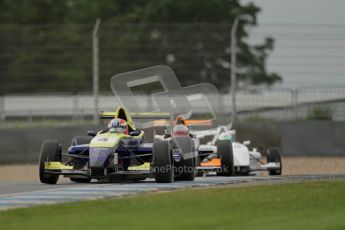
[1,174,345,211]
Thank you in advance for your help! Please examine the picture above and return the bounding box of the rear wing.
[99,111,172,120]
[153,119,213,127]
[99,111,174,131]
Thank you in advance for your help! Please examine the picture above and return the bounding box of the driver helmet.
[218,132,232,141]
[172,124,189,137]
[108,118,128,134]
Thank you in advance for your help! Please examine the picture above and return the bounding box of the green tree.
[0,0,280,94]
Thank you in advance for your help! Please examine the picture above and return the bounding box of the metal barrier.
[0,86,344,121]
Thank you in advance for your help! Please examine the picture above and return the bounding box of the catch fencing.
[0,23,344,122]
[0,85,344,122]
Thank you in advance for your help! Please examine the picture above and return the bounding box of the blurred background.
[0,0,344,178]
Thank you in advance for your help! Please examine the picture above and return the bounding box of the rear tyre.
[267,148,282,175]
[39,140,61,184]
[153,141,173,183]
[173,137,196,181]
[71,136,93,146]
[217,141,234,176]
[70,178,92,183]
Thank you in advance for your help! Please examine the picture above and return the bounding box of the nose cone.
[89,147,113,168]
[90,134,120,148]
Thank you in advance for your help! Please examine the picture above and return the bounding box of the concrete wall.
[0,121,344,164]
[234,122,281,150]
[0,125,98,164]
[281,121,345,156]
[0,122,280,164]
[235,121,345,156]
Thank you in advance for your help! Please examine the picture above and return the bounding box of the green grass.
[1,180,345,230]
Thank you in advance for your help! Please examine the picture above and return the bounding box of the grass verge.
[1,180,345,230]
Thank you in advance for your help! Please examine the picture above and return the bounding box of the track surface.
[1,174,345,211]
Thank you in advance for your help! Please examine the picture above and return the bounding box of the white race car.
[192,126,282,176]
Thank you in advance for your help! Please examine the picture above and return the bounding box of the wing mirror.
[87,130,97,137]
[243,140,251,146]
[129,130,141,136]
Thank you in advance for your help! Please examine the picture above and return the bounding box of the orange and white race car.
[193,126,282,176]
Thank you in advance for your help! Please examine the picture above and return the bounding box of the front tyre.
[39,140,61,184]
[153,141,173,183]
[217,141,235,176]
[267,148,282,176]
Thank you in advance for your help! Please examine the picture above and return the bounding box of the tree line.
[0,0,280,94]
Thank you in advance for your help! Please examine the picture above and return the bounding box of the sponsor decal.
[97,138,108,142]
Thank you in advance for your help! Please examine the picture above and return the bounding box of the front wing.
[44,161,153,180]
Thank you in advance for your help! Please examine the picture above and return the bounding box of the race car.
[154,116,199,181]
[38,106,197,184]
[193,126,282,176]
[154,116,235,176]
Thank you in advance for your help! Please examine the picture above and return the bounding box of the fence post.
[292,89,298,120]
[230,18,239,124]
[0,96,5,121]
[73,95,79,121]
[28,110,33,123]
[92,18,101,124]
